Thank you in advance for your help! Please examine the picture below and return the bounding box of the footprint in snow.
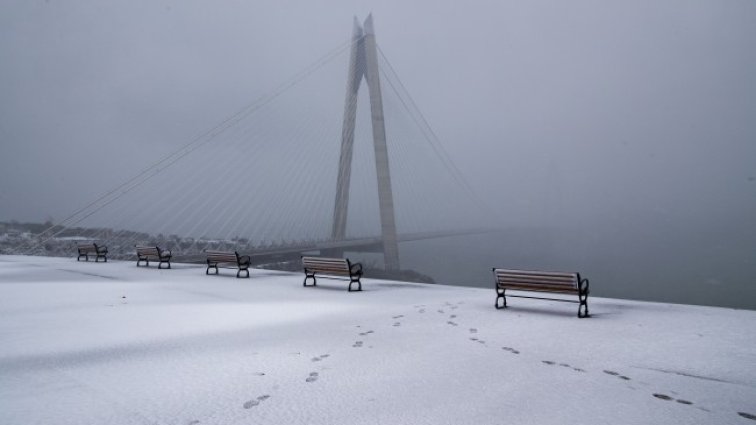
[311,353,331,362]
[604,370,631,380]
[542,361,582,372]
[306,372,319,383]
[353,341,363,348]
[449,314,457,319]
[243,395,271,409]
[447,321,458,326]
[243,400,260,408]
[469,328,478,334]
[392,315,404,319]
[739,412,756,421]
[502,347,520,354]
[653,393,696,406]
[393,322,401,327]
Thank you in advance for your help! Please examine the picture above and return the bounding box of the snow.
[0,254,755,425]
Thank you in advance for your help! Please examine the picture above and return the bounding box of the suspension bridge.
[22,15,495,273]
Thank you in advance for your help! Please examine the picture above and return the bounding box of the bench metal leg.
[237,268,249,278]
[303,272,316,287]
[137,258,148,267]
[206,265,219,275]
[495,288,507,309]
[348,278,362,292]
[158,260,170,269]
[578,279,590,318]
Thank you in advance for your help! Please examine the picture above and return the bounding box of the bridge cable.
[376,45,498,221]
[24,36,362,253]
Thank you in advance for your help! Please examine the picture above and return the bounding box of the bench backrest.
[493,268,579,293]
[136,246,160,257]
[302,256,351,275]
[205,250,240,264]
[77,243,95,251]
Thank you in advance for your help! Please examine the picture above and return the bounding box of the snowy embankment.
[0,255,754,425]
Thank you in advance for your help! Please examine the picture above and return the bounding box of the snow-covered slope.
[0,255,754,424]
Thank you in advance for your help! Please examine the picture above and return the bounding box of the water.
[397,225,756,310]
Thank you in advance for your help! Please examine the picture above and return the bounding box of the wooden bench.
[205,250,251,278]
[493,268,590,318]
[136,245,172,269]
[76,243,108,262]
[302,256,363,292]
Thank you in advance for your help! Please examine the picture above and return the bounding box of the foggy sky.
[1,0,755,235]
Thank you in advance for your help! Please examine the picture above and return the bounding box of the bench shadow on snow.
[492,304,602,319]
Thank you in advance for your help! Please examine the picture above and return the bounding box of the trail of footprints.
[239,300,755,422]
[434,301,722,416]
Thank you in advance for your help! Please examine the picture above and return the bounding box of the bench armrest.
[350,262,363,275]
[238,255,251,266]
[579,278,590,294]
[161,249,172,257]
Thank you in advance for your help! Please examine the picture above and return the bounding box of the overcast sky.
[1,0,755,237]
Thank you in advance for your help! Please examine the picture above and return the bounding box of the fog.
[1,1,755,306]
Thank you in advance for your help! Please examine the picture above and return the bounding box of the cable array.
[22,40,495,259]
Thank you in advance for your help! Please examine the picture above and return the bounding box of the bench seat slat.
[496,275,577,285]
[495,271,577,281]
[501,285,579,294]
[497,280,577,288]
[495,269,577,278]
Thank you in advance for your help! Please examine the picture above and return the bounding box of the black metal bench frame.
[493,268,590,318]
[302,256,363,292]
[136,245,172,269]
[77,243,108,262]
[205,250,251,278]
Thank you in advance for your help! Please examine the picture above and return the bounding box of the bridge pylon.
[331,15,400,271]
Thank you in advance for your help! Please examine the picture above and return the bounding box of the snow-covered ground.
[0,255,754,425]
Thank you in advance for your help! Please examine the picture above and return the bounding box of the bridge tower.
[331,15,400,271]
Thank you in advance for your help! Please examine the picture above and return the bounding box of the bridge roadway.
[176,228,496,266]
[243,228,497,265]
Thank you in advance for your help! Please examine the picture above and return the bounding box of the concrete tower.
[331,15,400,271]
